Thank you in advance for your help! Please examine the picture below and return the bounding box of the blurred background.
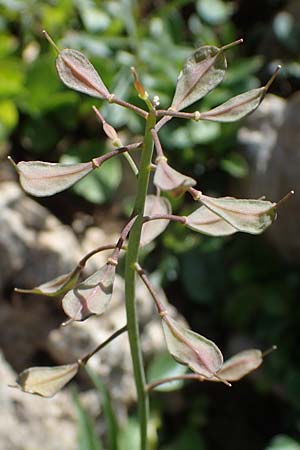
[1,0,300,449]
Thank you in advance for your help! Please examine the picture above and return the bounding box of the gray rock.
[237,93,300,262]
[0,350,77,450]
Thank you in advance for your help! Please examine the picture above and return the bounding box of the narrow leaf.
[62,263,116,321]
[15,269,80,297]
[215,349,263,381]
[171,45,227,111]
[200,87,266,122]
[56,49,110,99]
[15,363,79,397]
[15,160,94,197]
[86,366,119,450]
[200,194,277,234]
[186,205,236,236]
[154,159,196,196]
[141,195,172,246]
[162,316,223,378]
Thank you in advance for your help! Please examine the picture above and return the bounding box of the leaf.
[200,194,277,234]
[171,45,227,111]
[162,316,223,378]
[200,86,267,122]
[15,269,80,297]
[73,389,104,450]
[15,363,79,397]
[14,160,94,197]
[186,205,237,236]
[85,366,119,450]
[147,351,188,392]
[215,349,263,382]
[154,159,196,196]
[140,195,172,246]
[265,435,300,450]
[56,48,110,99]
[62,263,116,321]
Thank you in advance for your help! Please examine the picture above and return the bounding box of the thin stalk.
[124,109,156,450]
[156,109,199,120]
[146,373,204,392]
[143,214,187,225]
[109,95,148,119]
[80,325,128,365]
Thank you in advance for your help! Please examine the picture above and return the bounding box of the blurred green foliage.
[2,0,300,449]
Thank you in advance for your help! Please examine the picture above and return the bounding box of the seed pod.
[15,363,79,397]
[15,269,80,297]
[186,205,236,236]
[154,159,196,196]
[13,160,94,197]
[56,49,110,99]
[215,349,263,382]
[141,195,172,246]
[200,194,277,234]
[171,45,227,112]
[162,316,223,379]
[62,263,116,321]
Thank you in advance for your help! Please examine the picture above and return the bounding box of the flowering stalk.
[124,107,156,450]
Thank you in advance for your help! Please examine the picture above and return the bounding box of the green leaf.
[118,418,140,450]
[200,194,277,234]
[162,316,223,378]
[85,366,119,450]
[171,45,227,111]
[197,0,234,25]
[15,269,80,297]
[265,435,300,450]
[73,389,104,450]
[56,48,110,99]
[154,159,196,195]
[13,160,94,197]
[147,351,188,392]
[200,86,267,122]
[15,363,79,397]
[186,205,237,236]
[141,195,172,246]
[220,153,248,178]
[62,263,116,321]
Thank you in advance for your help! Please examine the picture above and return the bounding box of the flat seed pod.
[15,363,79,397]
[171,46,227,112]
[200,87,266,122]
[16,160,94,197]
[214,349,263,382]
[162,316,223,379]
[141,195,172,246]
[56,49,110,99]
[200,195,277,234]
[154,160,196,195]
[186,205,236,236]
[62,263,116,321]
[15,269,80,297]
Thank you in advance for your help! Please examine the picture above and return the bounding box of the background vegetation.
[1,0,300,448]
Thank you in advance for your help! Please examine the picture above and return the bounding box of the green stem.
[124,109,156,450]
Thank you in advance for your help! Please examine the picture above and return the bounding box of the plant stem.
[146,373,204,392]
[124,109,156,450]
[80,325,128,365]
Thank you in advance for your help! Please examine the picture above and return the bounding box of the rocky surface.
[237,93,300,262]
[0,179,177,449]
